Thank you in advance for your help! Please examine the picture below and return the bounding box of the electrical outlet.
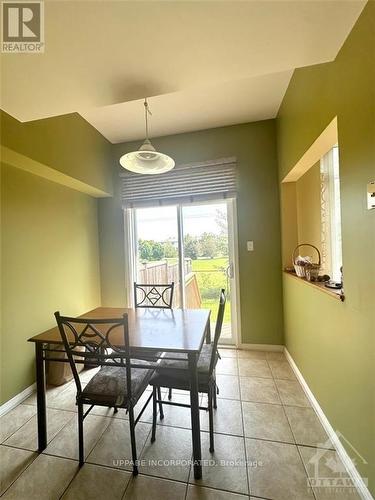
[247,241,254,252]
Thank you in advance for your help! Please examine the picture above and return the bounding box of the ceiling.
[0,0,366,143]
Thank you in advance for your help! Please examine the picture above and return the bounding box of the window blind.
[120,157,237,208]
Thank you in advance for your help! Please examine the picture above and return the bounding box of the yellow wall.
[0,109,112,404]
[0,163,102,403]
[282,162,322,270]
[0,110,113,196]
[296,162,322,254]
[280,162,323,269]
[277,1,375,493]
[280,182,298,267]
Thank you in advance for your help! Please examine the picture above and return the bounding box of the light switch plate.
[367,181,375,210]
[247,241,254,251]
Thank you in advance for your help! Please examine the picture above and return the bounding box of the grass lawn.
[192,258,231,323]
[191,257,228,272]
[202,298,231,324]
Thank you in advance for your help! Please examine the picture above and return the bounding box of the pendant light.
[119,98,175,175]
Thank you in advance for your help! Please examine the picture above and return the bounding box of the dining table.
[28,306,211,479]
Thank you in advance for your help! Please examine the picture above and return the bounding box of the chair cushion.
[82,361,154,407]
[150,343,218,391]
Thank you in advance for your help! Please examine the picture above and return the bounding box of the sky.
[136,203,227,241]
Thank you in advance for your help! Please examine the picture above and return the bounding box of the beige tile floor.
[0,349,363,500]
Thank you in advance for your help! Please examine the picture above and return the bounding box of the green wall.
[98,163,127,307]
[277,1,375,493]
[0,163,102,404]
[100,120,284,345]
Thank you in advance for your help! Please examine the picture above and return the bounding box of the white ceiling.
[81,71,293,143]
[0,0,366,143]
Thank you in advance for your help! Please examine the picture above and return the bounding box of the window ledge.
[283,271,345,301]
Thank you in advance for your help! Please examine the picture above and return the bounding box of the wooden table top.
[28,307,211,354]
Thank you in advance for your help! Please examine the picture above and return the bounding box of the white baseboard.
[284,348,373,500]
[0,383,36,417]
[239,343,284,352]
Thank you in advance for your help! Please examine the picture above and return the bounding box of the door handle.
[226,263,234,279]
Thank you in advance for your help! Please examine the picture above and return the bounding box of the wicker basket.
[293,244,321,279]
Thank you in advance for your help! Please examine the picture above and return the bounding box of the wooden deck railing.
[137,259,201,308]
[184,272,202,308]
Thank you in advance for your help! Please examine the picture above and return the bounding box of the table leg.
[35,343,47,451]
[188,352,202,479]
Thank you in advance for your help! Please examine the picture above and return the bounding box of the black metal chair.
[149,289,226,453]
[134,281,175,401]
[54,312,156,475]
[134,282,175,309]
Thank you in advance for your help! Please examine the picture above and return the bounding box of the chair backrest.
[54,312,131,398]
[209,289,226,375]
[134,282,174,309]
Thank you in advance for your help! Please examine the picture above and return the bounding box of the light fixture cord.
[144,98,152,141]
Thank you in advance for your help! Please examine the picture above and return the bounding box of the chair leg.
[113,406,118,414]
[168,388,172,400]
[151,386,157,443]
[213,381,218,410]
[208,387,215,453]
[157,387,164,420]
[128,405,138,476]
[77,402,84,467]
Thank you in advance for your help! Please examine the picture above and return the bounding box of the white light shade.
[119,139,175,175]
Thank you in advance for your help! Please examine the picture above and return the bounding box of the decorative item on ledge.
[293,244,321,281]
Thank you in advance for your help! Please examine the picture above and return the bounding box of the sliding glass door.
[181,202,235,343]
[126,199,239,345]
[133,205,182,308]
